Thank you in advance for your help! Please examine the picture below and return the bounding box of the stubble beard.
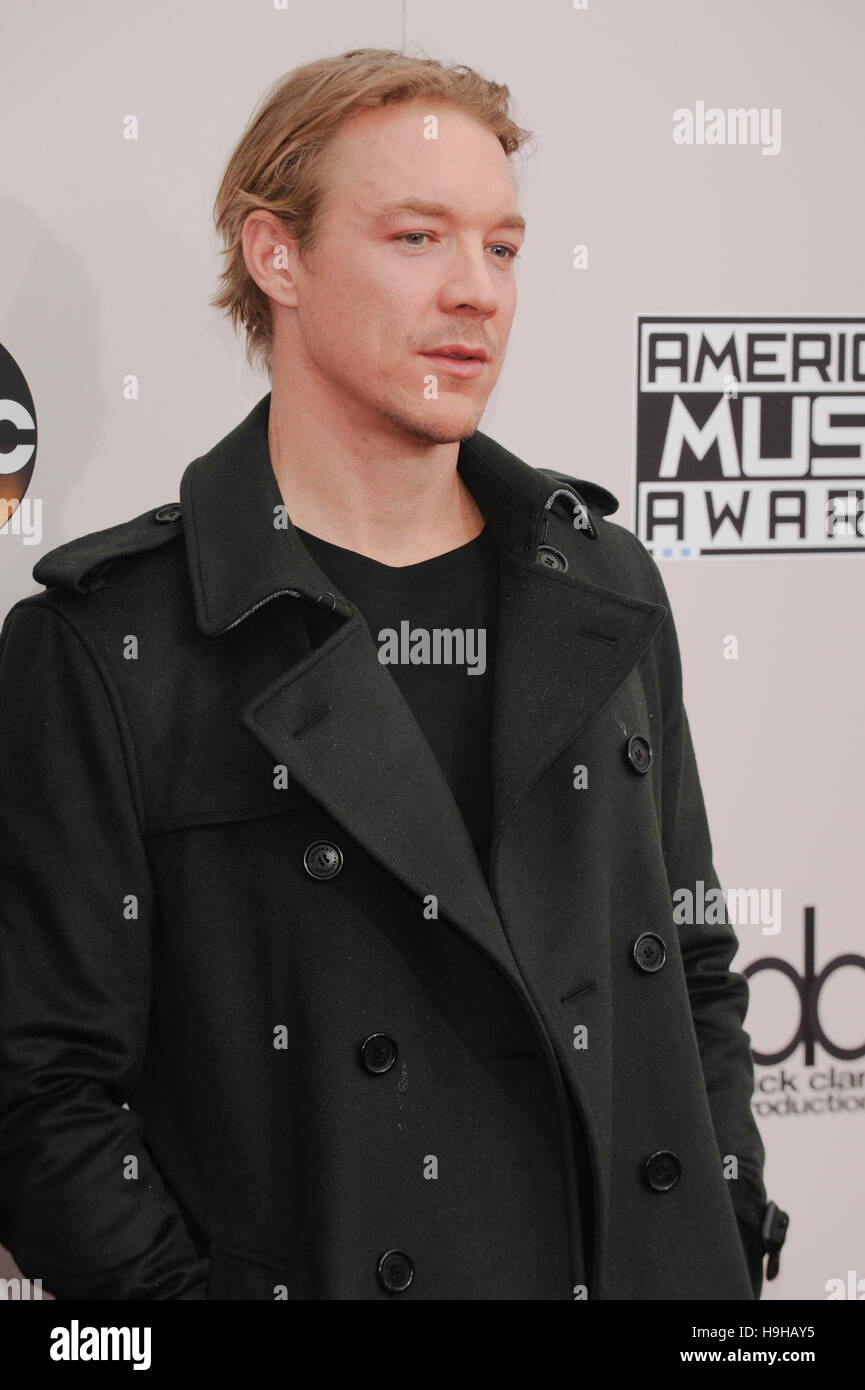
[374,391,485,446]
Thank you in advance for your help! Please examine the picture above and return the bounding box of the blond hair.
[209,48,534,378]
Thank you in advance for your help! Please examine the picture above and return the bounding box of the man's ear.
[242,210,301,310]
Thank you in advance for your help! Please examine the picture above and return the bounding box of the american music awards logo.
[634,316,865,556]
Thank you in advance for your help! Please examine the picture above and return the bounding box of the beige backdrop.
[1,0,863,1302]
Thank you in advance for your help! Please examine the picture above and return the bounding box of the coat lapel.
[489,546,667,859]
[453,434,668,889]
[179,393,666,984]
[241,609,519,977]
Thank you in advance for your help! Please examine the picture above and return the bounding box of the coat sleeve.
[0,599,209,1299]
[643,555,770,1299]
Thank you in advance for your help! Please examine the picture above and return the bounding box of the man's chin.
[377,398,486,445]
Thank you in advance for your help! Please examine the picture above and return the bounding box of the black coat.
[0,393,780,1300]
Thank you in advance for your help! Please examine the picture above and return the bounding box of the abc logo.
[0,343,38,527]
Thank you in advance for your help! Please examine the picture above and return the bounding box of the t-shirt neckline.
[293,523,497,591]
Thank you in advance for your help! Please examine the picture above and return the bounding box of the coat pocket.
[206,1242,287,1300]
[144,759,313,835]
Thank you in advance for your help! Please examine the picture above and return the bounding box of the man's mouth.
[420,345,489,378]
[422,344,489,362]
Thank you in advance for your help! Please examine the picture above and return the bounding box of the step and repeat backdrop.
[1,0,862,1304]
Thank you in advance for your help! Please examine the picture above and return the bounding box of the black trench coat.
[0,393,782,1300]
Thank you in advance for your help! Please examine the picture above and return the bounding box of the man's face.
[275,99,525,444]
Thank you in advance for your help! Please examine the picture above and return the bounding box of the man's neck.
[266,384,486,567]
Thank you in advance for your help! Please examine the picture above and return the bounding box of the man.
[0,48,787,1300]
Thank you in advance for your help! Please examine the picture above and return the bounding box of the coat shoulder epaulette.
[536,467,619,519]
[32,503,184,595]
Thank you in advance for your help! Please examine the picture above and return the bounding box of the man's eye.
[394,234,519,260]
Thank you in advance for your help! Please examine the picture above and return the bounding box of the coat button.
[625,734,652,774]
[377,1249,414,1292]
[633,932,666,973]
[643,1150,682,1192]
[153,504,182,523]
[536,544,568,572]
[360,1033,398,1074]
[303,841,343,880]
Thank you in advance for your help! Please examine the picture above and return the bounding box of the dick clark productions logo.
[745,909,865,1066]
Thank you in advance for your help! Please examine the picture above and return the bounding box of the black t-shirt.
[294,524,499,881]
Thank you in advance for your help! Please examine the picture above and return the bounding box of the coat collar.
[179,391,619,636]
